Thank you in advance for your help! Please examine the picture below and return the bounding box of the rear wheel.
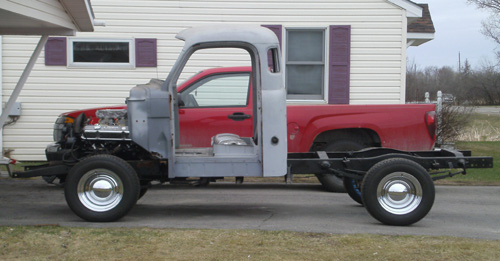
[64,155,140,222]
[361,158,435,226]
[344,177,362,204]
[315,140,365,193]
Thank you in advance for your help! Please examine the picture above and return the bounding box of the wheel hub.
[90,179,115,198]
[77,169,123,212]
[377,172,422,215]
[386,182,409,201]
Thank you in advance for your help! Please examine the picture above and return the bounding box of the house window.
[68,39,135,68]
[45,37,157,68]
[285,28,326,100]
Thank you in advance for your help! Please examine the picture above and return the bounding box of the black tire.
[315,140,366,193]
[344,177,363,205]
[138,181,151,200]
[64,155,140,222]
[361,158,435,226]
[138,187,148,200]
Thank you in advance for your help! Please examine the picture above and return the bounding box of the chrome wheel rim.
[377,172,422,215]
[77,169,123,212]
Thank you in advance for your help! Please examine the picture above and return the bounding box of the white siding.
[2,0,408,160]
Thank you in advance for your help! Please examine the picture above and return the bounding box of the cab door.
[178,72,253,148]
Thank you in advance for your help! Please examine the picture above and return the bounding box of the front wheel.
[361,158,435,226]
[64,155,140,222]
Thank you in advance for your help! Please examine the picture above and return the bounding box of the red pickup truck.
[56,66,437,192]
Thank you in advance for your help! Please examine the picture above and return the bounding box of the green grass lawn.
[435,141,500,185]
[458,113,500,141]
[435,110,500,185]
[1,226,499,260]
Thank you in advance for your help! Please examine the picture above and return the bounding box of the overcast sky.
[407,0,498,69]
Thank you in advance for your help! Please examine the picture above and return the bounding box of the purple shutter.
[45,37,67,66]
[329,25,351,104]
[135,38,157,67]
[261,25,282,48]
[261,25,282,70]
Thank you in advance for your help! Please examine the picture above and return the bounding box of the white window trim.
[284,27,329,103]
[67,38,136,68]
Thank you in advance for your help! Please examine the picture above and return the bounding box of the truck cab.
[127,25,287,178]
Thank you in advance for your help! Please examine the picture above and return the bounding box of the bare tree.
[468,0,500,15]
[406,60,424,102]
[438,104,474,143]
[468,0,500,62]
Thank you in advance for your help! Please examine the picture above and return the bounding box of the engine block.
[83,109,130,140]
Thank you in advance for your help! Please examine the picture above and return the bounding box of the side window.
[268,48,281,73]
[180,73,250,108]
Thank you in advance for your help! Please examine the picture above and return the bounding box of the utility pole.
[458,52,461,73]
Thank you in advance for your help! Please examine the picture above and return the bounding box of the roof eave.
[59,0,95,32]
[0,27,75,36]
[387,0,423,18]
[407,32,435,46]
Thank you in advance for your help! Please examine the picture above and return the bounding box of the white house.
[0,0,96,161]
[1,0,434,161]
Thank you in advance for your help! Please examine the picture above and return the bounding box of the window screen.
[73,42,130,63]
[68,39,135,68]
[286,29,325,100]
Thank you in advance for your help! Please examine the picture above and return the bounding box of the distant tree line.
[406,61,500,105]
[407,0,500,105]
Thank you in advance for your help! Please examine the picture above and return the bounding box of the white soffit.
[407,32,435,46]
[0,0,94,36]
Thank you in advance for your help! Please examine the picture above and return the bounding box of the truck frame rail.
[288,148,492,179]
